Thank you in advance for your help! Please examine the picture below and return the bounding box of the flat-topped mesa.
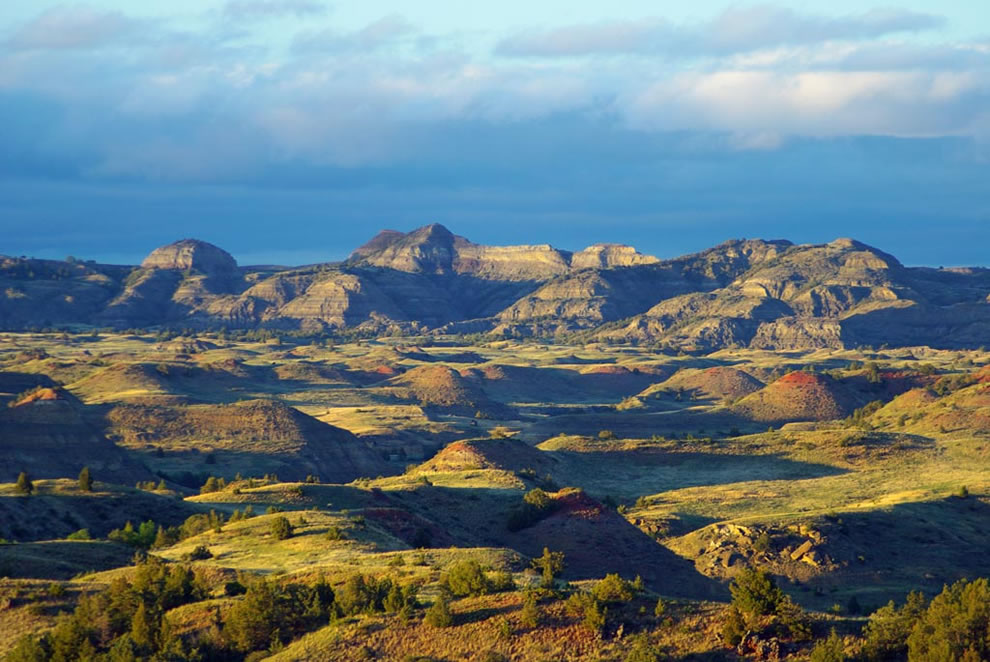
[141,239,238,275]
[571,244,660,270]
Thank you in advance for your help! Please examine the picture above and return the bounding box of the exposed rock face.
[351,224,459,275]
[351,223,571,280]
[603,238,990,350]
[5,227,990,351]
[571,244,660,270]
[141,239,238,275]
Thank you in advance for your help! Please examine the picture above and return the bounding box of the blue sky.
[1,1,988,266]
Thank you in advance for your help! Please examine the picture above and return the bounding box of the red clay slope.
[731,371,862,422]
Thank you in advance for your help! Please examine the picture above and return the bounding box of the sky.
[1,1,988,267]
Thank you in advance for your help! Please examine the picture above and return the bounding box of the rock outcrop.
[4,227,990,351]
[141,239,238,275]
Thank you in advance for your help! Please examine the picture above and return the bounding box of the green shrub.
[425,595,453,628]
[591,573,635,604]
[721,606,747,646]
[185,545,213,561]
[520,593,541,629]
[565,591,595,619]
[270,516,293,541]
[442,560,491,597]
[810,629,846,662]
[624,634,661,662]
[729,568,784,619]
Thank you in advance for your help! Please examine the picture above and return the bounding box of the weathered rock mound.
[732,372,861,422]
[104,399,388,483]
[644,367,764,402]
[385,364,511,418]
[418,437,556,474]
[141,239,237,274]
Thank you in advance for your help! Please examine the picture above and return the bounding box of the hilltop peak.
[826,237,901,268]
[141,239,237,274]
[349,223,459,274]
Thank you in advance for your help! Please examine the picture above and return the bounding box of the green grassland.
[1,330,988,660]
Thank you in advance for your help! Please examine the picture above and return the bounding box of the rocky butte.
[1,225,989,350]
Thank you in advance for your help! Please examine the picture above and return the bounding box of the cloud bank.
[0,3,987,268]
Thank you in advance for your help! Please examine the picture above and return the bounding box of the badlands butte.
[0,225,989,661]
[3,223,990,349]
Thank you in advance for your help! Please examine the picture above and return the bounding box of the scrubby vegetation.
[2,328,990,660]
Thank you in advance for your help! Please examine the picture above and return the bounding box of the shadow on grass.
[548,449,849,499]
[788,496,990,612]
[0,540,134,579]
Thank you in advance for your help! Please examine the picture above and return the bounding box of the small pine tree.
[729,567,784,619]
[809,629,846,662]
[270,516,293,540]
[721,606,747,646]
[78,466,92,492]
[425,594,453,627]
[624,634,661,662]
[582,600,606,637]
[531,547,565,588]
[130,602,155,650]
[383,582,405,613]
[15,471,33,496]
[520,593,541,629]
[654,598,666,619]
[200,476,220,494]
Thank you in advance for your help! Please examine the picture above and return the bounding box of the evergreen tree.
[530,547,565,588]
[270,516,293,540]
[520,593,542,629]
[906,578,989,662]
[810,629,847,662]
[78,466,93,492]
[425,594,453,627]
[582,599,606,636]
[16,471,33,496]
[129,602,155,651]
[729,567,784,619]
[624,634,661,662]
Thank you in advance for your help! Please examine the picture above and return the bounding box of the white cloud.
[292,15,417,53]
[1,2,987,180]
[622,69,990,138]
[8,6,137,50]
[496,6,944,57]
[222,0,327,21]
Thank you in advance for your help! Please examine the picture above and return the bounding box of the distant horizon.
[2,3,987,268]
[7,221,987,271]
